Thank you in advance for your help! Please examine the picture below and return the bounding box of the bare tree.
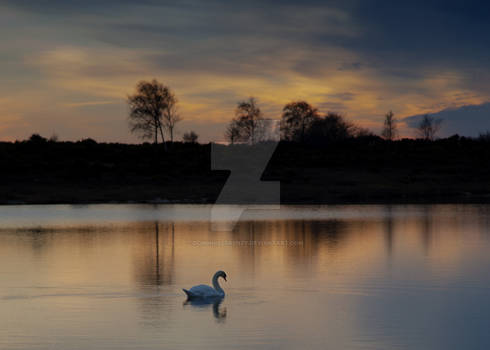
[183,131,198,144]
[225,119,241,144]
[417,114,443,140]
[127,79,175,148]
[162,90,181,143]
[382,110,397,141]
[235,97,264,144]
[281,101,319,142]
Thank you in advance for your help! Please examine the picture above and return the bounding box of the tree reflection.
[420,205,434,255]
[133,221,175,287]
[132,222,176,328]
[384,205,394,258]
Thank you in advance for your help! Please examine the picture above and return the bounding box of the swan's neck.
[212,274,224,295]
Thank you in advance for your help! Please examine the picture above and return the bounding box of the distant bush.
[28,134,48,143]
[49,133,59,142]
[478,131,490,142]
[183,131,199,144]
[79,138,97,145]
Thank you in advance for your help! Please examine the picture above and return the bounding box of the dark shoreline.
[2,192,490,206]
[2,136,490,206]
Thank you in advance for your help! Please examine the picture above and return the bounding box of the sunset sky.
[1,0,489,142]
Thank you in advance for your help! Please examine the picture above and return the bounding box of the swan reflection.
[183,297,227,322]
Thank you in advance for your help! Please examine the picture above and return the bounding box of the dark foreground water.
[1,204,490,350]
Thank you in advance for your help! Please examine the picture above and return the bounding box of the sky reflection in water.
[1,204,490,350]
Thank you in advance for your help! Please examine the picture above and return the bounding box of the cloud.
[0,0,156,14]
[318,102,348,111]
[338,62,362,71]
[403,102,490,137]
[325,92,356,101]
[62,100,120,108]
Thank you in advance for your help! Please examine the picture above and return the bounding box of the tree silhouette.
[28,134,48,144]
[381,110,397,141]
[307,112,355,143]
[162,91,181,143]
[234,97,265,144]
[281,101,319,142]
[417,114,443,140]
[225,119,241,144]
[183,131,199,143]
[127,79,176,148]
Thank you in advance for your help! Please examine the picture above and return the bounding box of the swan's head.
[215,270,227,282]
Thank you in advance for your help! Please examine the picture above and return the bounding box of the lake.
[1,204,490,350]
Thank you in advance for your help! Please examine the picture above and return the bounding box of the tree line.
[127,79,444,146]
[224,100,443,144]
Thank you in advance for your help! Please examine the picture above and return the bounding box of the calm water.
[1,204,490,350]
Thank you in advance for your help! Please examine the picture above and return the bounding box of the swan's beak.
[224,276,227,282]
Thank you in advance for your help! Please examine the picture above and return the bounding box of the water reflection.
[130,222,177,328]
[384,205,394,257]
[422,205,435,255]
[132,222,175,287]
[183,298,227,323]
[1,205,490,350]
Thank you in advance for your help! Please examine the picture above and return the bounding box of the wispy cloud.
[62,100,120,108]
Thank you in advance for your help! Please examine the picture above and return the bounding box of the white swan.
[183,271,227,299]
